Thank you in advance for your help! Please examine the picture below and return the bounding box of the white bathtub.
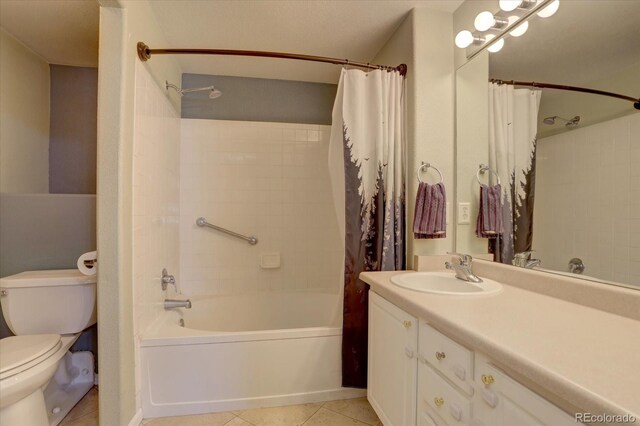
[140,291,365,418]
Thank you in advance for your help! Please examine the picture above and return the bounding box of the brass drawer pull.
[481,374,495,385]
[403,320,412,329]
[434,397,444,407]
[435,351,446,360]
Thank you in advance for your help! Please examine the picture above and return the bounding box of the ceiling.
[0,0,99,67]
[489,0,640,87]
[148,0,463,83]
[0,0,462,81]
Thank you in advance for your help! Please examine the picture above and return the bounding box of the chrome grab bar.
[196,217,258,245]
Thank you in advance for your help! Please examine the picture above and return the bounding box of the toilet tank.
[0,269,97,335]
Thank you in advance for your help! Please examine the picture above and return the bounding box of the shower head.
[165,81,222,99]
[543,115,580,127]
[208,88,223,99]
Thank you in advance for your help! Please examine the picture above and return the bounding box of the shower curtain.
[329,68,405,388]
[488,83,541,264]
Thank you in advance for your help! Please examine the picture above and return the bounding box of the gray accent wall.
[0,193,96,338]
[49,65,98,194]
[181,74,337,124]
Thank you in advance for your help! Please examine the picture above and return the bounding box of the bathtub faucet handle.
[161,268,176,291]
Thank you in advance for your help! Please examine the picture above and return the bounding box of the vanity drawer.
[420,322,474,395]
[475,359,579,426]
[420,363,472,425]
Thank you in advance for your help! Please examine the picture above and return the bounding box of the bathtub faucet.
[164,299,192,309]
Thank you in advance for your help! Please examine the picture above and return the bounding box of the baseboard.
[128,409,143,426]
[143,387,367,419]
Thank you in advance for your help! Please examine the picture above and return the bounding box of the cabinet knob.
[482,388,499,408]
[403,320,412,329]
[453,364,466,380]
[449,402,463,421]
[435,351,446,361]
[405,348,415,359]
[481,374,495,386]
[434,397,445,407]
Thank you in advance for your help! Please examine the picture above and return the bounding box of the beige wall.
[0,28,50,193]
[374,8,455,267]
[455,52,489,255]
[97,1,181,425]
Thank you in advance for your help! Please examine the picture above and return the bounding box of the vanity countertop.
[360,269,640,421]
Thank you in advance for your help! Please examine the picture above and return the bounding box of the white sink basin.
[390,272,502,295]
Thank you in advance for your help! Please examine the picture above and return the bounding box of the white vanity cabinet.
[368,292,582,426]
[368,292,418,426]
[473,355,578,426]
[417,321,474,425]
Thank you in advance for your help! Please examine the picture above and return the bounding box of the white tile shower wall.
[132,63,180,407]
[533,113,640,285]
[180,119,342,296]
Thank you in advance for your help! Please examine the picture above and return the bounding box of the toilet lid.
[0,334,61,379]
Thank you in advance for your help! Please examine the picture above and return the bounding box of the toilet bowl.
[0,335,79,426]
[0,270,97,426]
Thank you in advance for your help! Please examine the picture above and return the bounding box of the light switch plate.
[458,202,471,225]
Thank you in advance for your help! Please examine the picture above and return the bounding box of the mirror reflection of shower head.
[165,81,222,99]
[543,115,580,127]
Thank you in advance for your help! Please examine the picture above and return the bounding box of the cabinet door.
[368,292,418,426]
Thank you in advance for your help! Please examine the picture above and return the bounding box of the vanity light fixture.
[474,11,509,31]
[508,16,529,37]
[537,0,560,18]
[485,35,505,53]
[455,0,559,57]
[455,30,485,49]
[499,0,537,12]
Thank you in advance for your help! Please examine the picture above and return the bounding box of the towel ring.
[417,162,444,184]
[477,163,501,185]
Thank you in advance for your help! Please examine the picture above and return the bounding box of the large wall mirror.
[455,0,640,289]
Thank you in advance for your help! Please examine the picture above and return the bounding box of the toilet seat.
[0,334,61,380]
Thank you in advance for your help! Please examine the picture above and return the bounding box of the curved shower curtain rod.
[490,79,640,110]
[137,42,408,76]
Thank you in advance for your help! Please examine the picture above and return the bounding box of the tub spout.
[164,299,192,309]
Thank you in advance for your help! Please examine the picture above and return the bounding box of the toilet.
[0,269,97,426]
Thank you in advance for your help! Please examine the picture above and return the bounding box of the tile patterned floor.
[60,388,382,426]
[60,386,98,426]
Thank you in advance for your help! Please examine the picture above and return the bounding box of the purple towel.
[476,184,503,238]
[413,182,446,239]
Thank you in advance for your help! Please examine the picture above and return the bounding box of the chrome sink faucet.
[445,254,483,283]
[512,251,542,269]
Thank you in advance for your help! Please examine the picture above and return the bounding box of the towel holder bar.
[417,162,444,184]
[477,164,501,186]
[196,217,258,245]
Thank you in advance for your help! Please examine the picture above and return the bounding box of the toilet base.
[0,388,50,426]
[44,351,95,426]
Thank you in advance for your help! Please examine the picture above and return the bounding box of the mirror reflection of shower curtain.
[488,83,541,264]
[328,68,406,388]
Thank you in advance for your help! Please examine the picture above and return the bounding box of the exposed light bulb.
[484,34,505,53]
[508,16,529,37]
[455,30,474,48]
[499,0,521,12]
[489,39,505,53]
[537,0,560,18]
[474,11,496,31]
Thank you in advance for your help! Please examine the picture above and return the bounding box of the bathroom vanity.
[363,258,640,426]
